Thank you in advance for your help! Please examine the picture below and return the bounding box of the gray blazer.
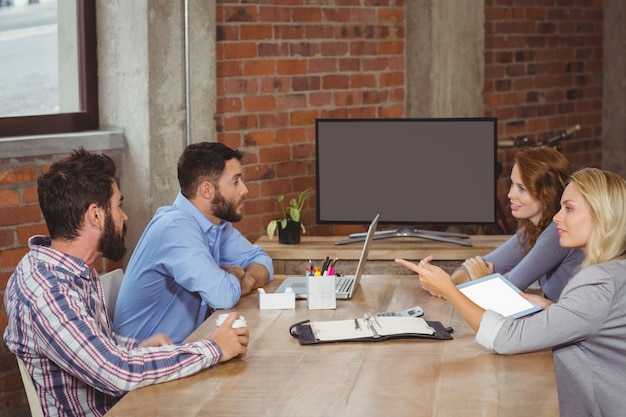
[477,259,626,417]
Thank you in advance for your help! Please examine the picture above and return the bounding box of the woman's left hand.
[463,256,494,279]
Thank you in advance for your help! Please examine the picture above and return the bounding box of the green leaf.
[266,220,277,239]
[289,207,301,222]
[297,188,312,208]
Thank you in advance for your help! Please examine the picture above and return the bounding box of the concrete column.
[602,0,626,178]
[96,0,216,255]
[406,0,484,117]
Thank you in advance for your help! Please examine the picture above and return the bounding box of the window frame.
[0,0,98,138]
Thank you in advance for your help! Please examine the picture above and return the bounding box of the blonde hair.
[568,168,626,267]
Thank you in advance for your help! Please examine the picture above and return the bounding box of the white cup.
[216,313,247,328]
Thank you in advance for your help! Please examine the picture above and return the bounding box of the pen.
[309,260,314,276]
[354,318,361,331]
[327,258,337,276]
[321,256,330,274]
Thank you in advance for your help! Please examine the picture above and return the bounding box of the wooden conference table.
[105,275,558,417]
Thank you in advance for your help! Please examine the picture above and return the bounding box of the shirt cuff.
[454,265,472,280]
[200,340,223,367]
[475,310,507,351]
[115,333,140,349]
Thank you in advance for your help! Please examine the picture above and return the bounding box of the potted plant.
[266,188,311,244]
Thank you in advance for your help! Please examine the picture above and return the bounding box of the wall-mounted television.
[315,118,497,244]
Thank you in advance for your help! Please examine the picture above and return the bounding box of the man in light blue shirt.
[113,142,273,343]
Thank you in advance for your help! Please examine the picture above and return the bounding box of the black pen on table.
[354,318,361,331]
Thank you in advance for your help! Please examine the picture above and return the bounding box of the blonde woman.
[397,168,626,417]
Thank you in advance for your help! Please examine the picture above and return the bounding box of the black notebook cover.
[289,319,453,345]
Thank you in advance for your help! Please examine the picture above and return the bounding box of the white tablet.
[457,273,542,318]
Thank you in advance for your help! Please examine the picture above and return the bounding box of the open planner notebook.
[290,315,453,345]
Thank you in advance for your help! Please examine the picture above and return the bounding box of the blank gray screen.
[316,118,497,224]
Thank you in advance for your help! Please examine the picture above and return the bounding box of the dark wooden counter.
[255,235,511,275]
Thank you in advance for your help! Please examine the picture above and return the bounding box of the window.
[0,0,97,137]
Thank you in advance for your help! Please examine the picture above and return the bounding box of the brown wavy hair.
[513,146,572,253]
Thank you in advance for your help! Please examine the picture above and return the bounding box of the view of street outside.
[0,0,59,117]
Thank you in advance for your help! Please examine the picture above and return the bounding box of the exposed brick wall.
[215,0,407,239]
[485,0,603,232]
[0,158,46,416]
[218,0,603,240]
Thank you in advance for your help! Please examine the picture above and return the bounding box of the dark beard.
[98,213,127,261]
[212,189,243,223]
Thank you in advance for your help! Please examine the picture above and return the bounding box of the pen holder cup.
[307,275,337,310]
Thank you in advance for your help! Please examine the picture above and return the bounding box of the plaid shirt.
[3,236,222,417]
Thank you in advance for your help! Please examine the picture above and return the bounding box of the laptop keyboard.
[335,277,353,293]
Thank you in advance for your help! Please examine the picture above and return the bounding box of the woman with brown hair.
[447,146,584,302]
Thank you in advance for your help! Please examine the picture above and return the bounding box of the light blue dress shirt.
[112,192,273,343]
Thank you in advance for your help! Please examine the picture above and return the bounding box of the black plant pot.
[277,220,301,244]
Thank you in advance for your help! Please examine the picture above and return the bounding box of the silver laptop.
[274,214,380,300]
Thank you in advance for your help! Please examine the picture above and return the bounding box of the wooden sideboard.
[255,235,510,275]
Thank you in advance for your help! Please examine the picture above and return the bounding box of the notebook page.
[376,316,435,336]
[310,316,434,341]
